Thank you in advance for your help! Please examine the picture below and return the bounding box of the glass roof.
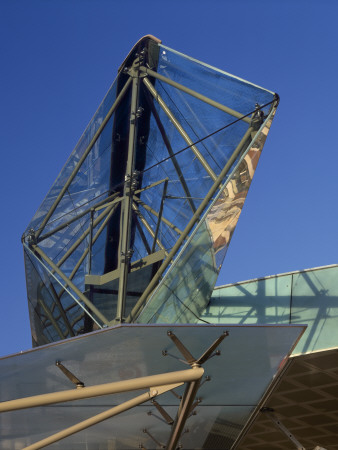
[22,36,278,345]
[0,324,304,449]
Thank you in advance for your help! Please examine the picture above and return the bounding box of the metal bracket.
[165,330,229,367]
[55,361,84,389]
[261,408,305,450]
[164,331,228,450]
[150,399,174,425]
[143,428,165,449]
[169,389,182,400]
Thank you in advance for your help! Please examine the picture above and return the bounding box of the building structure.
[0,36,334,449]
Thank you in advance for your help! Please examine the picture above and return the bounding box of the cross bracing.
[22,35,278,346]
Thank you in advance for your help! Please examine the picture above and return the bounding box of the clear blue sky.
[1,0,337,356]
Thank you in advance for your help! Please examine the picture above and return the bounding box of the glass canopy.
[22,36,278,346]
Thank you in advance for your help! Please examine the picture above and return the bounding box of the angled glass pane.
[137,111,276,323]
[0,324,304,449]
[22,36,278,344]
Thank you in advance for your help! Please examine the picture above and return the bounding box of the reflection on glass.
[201,264,338,355]
[138,113,275,324]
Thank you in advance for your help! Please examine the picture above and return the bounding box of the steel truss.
[24,44,278,338]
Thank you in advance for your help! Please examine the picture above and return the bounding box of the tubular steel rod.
[143,77,217,182]
[133,196,182,236]
[140,66,251,124]
[197,330,229,365]
[263,410,305,450]
[32,245,110,326]
[134,178,168,196]
[0,367,204,412]
[23,391,154,450]
[166,380,201,450]
[56,204,115,268]
[116,75,140,322]
[127,126,254,322]
[144,91,196,213]
[132,203,167,254]
[88,209,94,274]
[37,192,119,243]
[135,218,152,254]
[55,361,84,388]
[57,202,119,299]
[35,77,132,240]
[151,179,168,253]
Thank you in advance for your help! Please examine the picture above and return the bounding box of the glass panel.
[0,324,304,449]
[202,275,292,325]
[24,248,83,346]
[25,80,118,235]
[137,110,276,324]
[202,265,338,356]
[22,37,277,344]
[291,266,338,354]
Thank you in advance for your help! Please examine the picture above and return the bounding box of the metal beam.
[143,77,218,182]
[133,196,182,236]
[140,66,251,124]
[127,126,254,322]
[56,203,118,268]
[57,201,119,300]
[134,178,168,196]
[55,361,84,388]
[36,192,119,243]
[116,74,140,322]
[144,90,196,213]
[0,367,203,412]
[23,384,179,450]
[151,179,168,253]
[261,408,305,450]
[166,379,201,450]
[135,218,152,254]
[35,76,132,240]
[32,244,110,326]
[132,203,167,254]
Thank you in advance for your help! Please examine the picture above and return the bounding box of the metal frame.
[25,45,277,339]
[261,408,306,450]
[34,77,132,241]
[139,66,252,124]
[1,330,227,449]
[116,65,141,322]
[127,125,254,322]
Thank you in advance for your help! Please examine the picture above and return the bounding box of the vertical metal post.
[88,208,94,274]
[116,71,140,322]
[166,378,201,450]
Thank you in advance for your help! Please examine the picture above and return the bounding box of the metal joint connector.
[27,228,37,246]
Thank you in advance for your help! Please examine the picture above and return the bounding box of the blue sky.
[1,0,337,355]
